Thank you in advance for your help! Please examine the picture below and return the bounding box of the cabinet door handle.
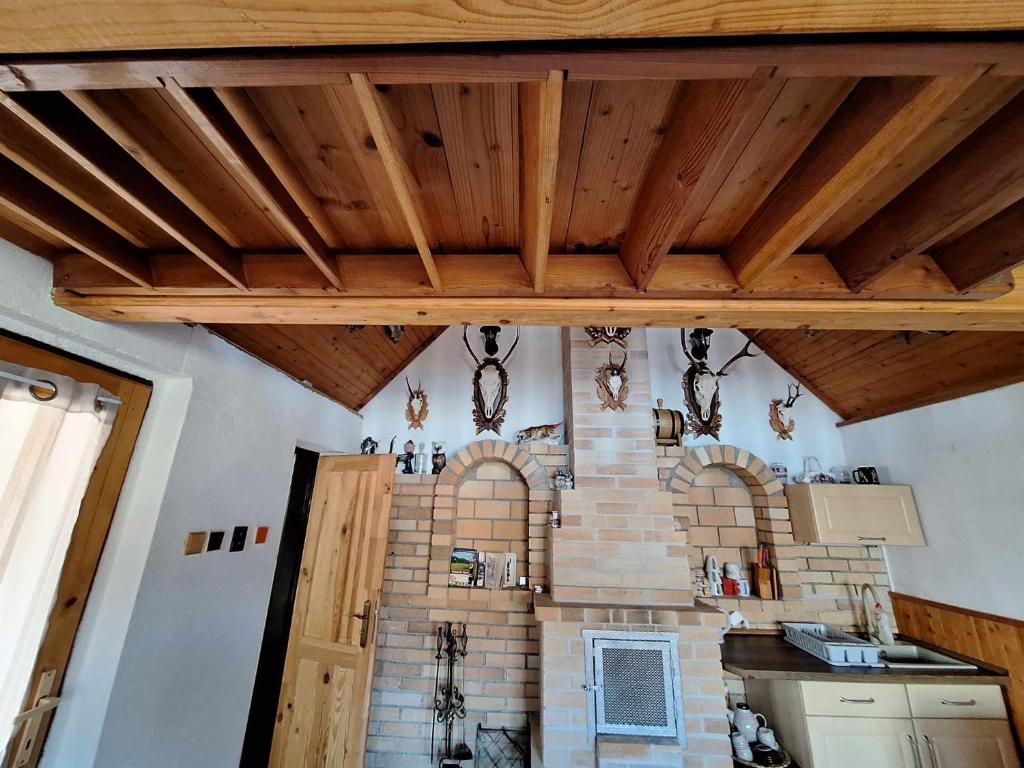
[839,696,876,704]
[939,698,976,706]
[924,735,939,768]
[857,536,887,541]
[906,734,923,768]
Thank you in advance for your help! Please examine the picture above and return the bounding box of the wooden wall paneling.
[806,76,1024,250]
[683,76,855,251]
[66,89,287,249]
[431,81,519,252]
[621,70,785,288]
[3,90,247,289]
[373,84,467,252]
[723,73,982,287]
[244,86,412,252]
[160,80,343,290]
[891,592,1024,744]
[349,74,442,290]
[0,156,152,287]
[216,87,345,251]
[547,80,592,254]
[4,1,1024,54]
[519,70,563,292]
[563,80,679,253]
[932,199,1024,291]
[830,90,1024,291]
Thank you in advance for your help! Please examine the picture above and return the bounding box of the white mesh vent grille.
[599,647,669,728]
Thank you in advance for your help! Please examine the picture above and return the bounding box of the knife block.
[752,564,776,599]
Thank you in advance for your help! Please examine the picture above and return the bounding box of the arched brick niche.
[429,440,552,600]
[666,445,803,601]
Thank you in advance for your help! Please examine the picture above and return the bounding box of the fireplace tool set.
[431,622,472,766]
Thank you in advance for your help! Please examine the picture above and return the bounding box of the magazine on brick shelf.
[448,547,477,587]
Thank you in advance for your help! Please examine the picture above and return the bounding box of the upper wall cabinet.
[786,484,925,546]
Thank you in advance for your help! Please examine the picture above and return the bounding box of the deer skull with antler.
[680,329,759,439]
[769,383,803,441]
[596,350,629,411]
[463,325,520,434]
[405,377,429,429]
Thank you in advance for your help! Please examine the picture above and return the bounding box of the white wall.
[359,325,565,454]
[841,384,1024,621]
[0,243,363,767]
[362,326,846,479]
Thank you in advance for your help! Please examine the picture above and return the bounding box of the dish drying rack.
[782,622,884,667]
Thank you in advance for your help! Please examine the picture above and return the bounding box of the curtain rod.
[0,369,122,405]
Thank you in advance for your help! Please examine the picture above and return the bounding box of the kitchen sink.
[876,643,977,670]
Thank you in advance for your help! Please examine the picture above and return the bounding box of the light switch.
[230,525,248,552]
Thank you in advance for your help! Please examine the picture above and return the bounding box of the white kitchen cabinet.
[914,718,1021,768]
[805,716,919,768]
[785,484,925,545]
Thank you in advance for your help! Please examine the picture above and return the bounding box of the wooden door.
[806,716,918,768]
[1,333,150,768]
[268,454,394,768]
[915,718,1021,768]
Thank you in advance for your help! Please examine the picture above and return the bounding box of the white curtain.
[0,364,117,747]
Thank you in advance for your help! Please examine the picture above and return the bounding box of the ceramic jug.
[730,703,767,742]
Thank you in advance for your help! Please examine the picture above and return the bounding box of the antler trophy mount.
[769,383,803,441]
[680,329,759,440]
[463,325,520,435]
[405,377,429,430]
[584,326,631,347]
[596,351,629,411]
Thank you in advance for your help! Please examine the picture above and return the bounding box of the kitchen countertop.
[722,634,1010,685]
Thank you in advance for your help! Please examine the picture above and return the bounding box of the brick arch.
[435,439,548,492]
[668,444,784,500]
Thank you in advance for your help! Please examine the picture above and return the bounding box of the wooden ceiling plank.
[354,326,446,410]
[548,80,592,253]
[519,70,564,292]
[349,73,442,290]
[777,331,898,380]
[51,290,1024,331]
[159,79,343,290]
[215,87,346,253]
[724,73,983,287]
[2,90,247,289]
[932,199,1024,291]
[621,69,784,289]
[830,91,1024,291]
[0,157,151,287]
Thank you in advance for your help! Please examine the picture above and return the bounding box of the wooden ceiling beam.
[158,79,343,290]
[0,91,247,290]
[214,87,345,252]
[51,289,1024,331]
[932,199,1024,292]
[621,70,784,289]
[4,3,1024,55]
[0,157,151,287]
[830,91,1024,291]
[348,73,442,291]
[724,73,983,288]
[4,42,1024,93]
[519,70,563,293]
[50,252,1011,301]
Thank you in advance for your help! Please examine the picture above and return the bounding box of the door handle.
[351,599,373,648]
[857,536,887,541]
[939,698,976,706]
[924,735,939,768]
[906,734,923,768]
[12,697,60,727]
[12,670,58,767]
[839,696,876,704]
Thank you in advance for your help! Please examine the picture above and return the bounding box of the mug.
[852,466,880,484]
[757,726,779,750]
[724,561,743,579]
[731,731,753,761]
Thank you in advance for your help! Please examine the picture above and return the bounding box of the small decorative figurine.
[515,421,563,444]
[386,325,405,343]
[463,325,520,435]
[553,467,574,491]
[360,436,379,455]
[400,439,416,474]
[768,383,804,441]
[584,326,631,347]
[405,377,429,430]
[431,442,447,474]
[595,351,629,411]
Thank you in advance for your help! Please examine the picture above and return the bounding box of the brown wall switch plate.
[207,530,225,551]
[254,526,268,545]
[230,526,248,552]
[184,531,207,556]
